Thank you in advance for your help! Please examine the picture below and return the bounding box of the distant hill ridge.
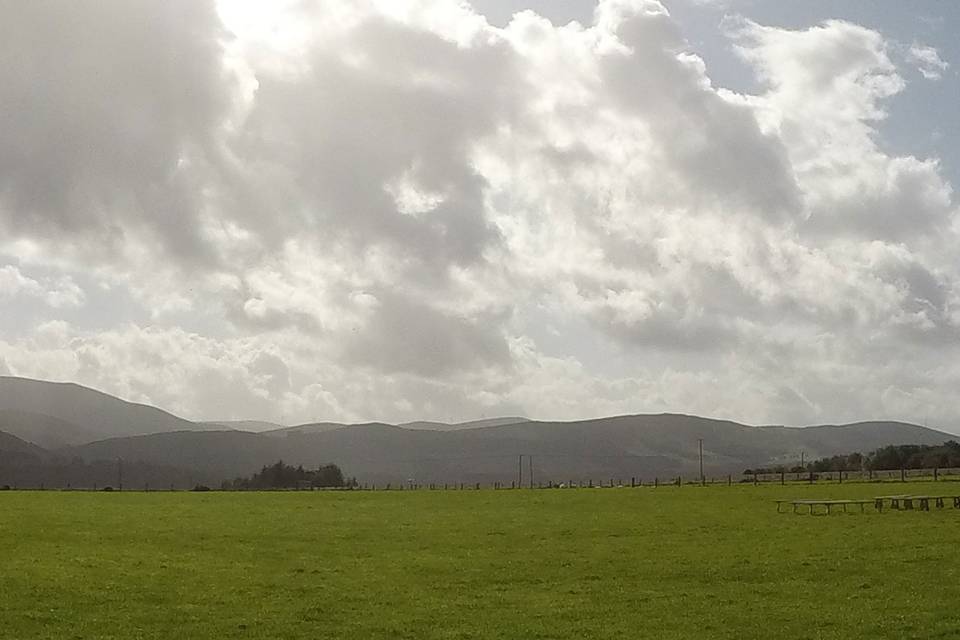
[0,376,204,444]
[0,376,955,486]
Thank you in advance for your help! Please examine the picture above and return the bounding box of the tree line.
[221,461,353,490]
[0,452,213,490]
[0,450,353,491]
[747,441,960,474]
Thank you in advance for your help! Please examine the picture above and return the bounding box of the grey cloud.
[341,290,511,377]
[0,0,231,263]
[602,309,739,352]
[800,158,953,242]
[601,7,801,218]
[231,15,517,273]
[250,351,292,397]
[576,265,749,352]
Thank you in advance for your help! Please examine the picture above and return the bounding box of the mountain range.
[0,376,954,488]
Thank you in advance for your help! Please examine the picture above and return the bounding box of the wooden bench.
[780,499,874,515]
[874,495,960,511]
[874,495,911,512]
[909,495,960,511]
[778,495,960,514]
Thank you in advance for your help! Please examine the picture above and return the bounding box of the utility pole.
[117,457,123,492]
[698,439,704,486]
[518,455,523,488]
[529,455,534,489]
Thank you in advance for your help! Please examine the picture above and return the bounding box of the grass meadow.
[2,482,960,639]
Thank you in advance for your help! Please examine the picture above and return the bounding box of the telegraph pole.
[698,439,704,486]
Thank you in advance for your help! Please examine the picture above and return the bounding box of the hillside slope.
[0,377,209,443]
[0,430,48,461]
[67,430,283,481]
[0,409,102,448]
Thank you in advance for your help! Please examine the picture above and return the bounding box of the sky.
[1,0,958,431]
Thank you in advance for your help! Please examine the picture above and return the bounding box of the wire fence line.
[6,466,960,492]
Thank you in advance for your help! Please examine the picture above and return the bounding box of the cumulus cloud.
[0,1,958,430]
[728,19,954,242]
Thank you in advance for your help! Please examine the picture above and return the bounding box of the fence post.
[901,468,906,483]
[935,467,939,482]
[839,471,843,484]
[728,474,731,486]
[654,477,658,488]
[753,473,758,487]
[781,471,785,486]
[631,477,636,488]
[677,476,682,487]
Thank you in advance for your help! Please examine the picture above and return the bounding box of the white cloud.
[907,43,949,80]
[0,265,85,308]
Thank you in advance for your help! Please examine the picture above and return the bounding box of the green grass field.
[2,482,960,639]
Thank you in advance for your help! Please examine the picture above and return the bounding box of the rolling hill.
[62,414,954,486]
[1,376,956,487]
[397,417,531,431]
[202,420,283,433]
[0,377,214,444]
